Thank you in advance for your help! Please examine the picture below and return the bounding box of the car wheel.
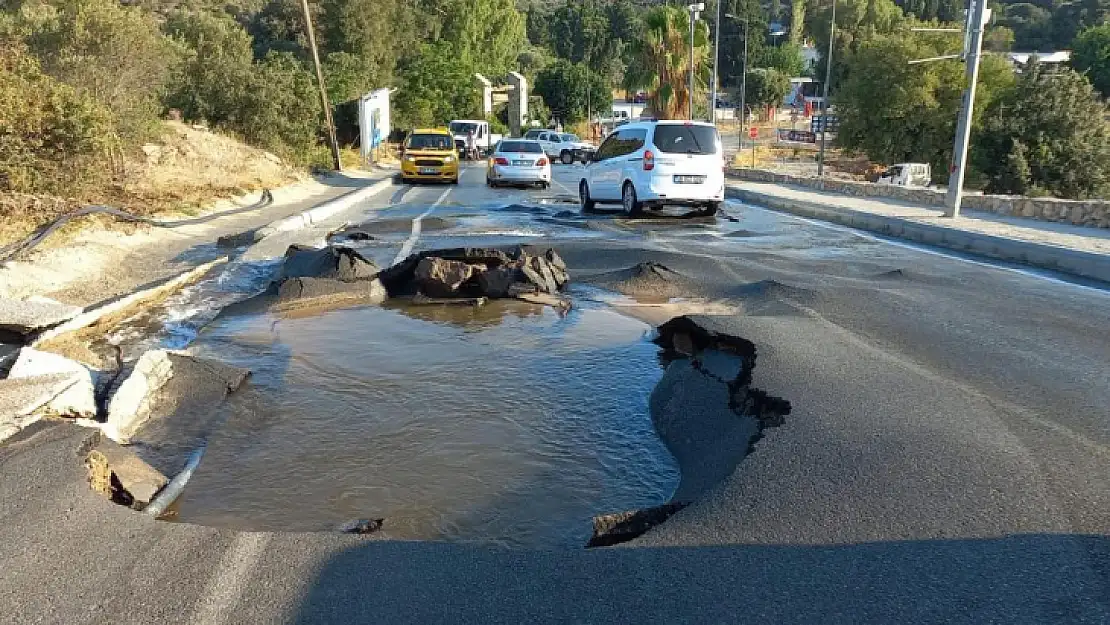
[579,180,595,212]
[622,182,643,216]
[705,200,722,215]
[560,150,574,165]
[451,176,459,185]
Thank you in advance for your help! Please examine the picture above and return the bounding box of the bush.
[0,44,113,193]
[743,68,792,107]
[26,0,174,145]
[392,43,481,129]
[236,51,322,160]
[163,10,256,127]
[975,64,1110,199]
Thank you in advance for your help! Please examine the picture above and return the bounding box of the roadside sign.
[748,126,758,139]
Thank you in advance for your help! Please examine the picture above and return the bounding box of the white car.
[578,120,725,215]
[536,131,597,164]
[486,139,552,188]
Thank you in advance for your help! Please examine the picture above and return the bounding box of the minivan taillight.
[643,150,654,171]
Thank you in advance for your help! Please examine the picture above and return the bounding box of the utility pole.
[737,17,749,161]
[945,0,989,218]
[711,0,722,123]
[300,0,341,171]
[816,0,835,177]
[687,3,704,120]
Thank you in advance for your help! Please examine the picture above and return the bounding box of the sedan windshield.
[406,134,452,150]
[497,141,543,154]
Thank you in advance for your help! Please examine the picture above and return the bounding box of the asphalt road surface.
[2,163,1109,624]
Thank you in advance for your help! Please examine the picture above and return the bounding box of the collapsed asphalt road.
[2,163,1110,624]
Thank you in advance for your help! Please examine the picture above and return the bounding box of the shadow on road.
[289,533,1110,624]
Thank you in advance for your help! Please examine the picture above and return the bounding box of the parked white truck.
[449,120,502,158]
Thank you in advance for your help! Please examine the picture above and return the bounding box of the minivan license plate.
[674,175,705,184]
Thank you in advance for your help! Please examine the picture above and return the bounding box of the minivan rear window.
[652,125,719,154]
[498,141,543,153]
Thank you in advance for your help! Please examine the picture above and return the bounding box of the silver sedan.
[485,140,552,189]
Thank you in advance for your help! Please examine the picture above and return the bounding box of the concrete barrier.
[729,187,1110,285]
[727,169,1110,229]
[255,177,395,238]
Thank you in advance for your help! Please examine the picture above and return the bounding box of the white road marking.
[190,532,270,625]
[730,201,1110,298]
[392,186,452,265]
[552,177,576,196]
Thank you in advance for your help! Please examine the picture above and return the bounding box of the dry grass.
[1,121,302,247]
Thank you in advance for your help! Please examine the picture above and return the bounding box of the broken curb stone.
[104,350,249,444]
[7,347,97,418]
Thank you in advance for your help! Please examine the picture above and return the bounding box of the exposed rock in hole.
[280,244,379,282]
[85,434,168,509]
[381,246,570,304]
[586,503,688,548]
[340,518,385,534]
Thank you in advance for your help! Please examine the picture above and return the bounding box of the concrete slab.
[6,347,97,419]
[0,297,81,343]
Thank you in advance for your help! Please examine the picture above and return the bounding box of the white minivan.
[578,120,725,215]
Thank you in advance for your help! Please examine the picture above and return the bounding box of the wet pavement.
[10,162,1109,624]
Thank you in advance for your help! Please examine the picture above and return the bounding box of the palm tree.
[624,5,711,120]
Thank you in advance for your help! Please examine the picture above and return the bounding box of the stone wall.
[728,169,1110,229]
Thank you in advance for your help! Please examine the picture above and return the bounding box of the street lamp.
[687,3,705,121]
[710,0,721,123]
[726,13,749,158]
[817,0,836,177]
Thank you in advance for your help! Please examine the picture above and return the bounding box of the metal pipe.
[144,444,206,518]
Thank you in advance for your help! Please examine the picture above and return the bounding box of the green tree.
[718,0,768,86]
[812,0,905,94]
[759,43,806,76]
[835,33,1014,182]
[534,59,610,124]
[625,5,711,119]
[319,0,416,88]
[24,0,174,143]
[236,50,321,158]
[984,25,1016,52]
[392,42,481,128]
[0,43,114,193]
[432,0,525,77]
[163,10,255,127]
[789,0,804,43]
[974,64,1110,199]
[743,67,792,106]
[1072,23,1110,98]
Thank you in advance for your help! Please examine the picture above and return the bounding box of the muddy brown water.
[172,298,680,547]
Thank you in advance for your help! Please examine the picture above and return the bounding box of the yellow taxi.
[400,128,459,184]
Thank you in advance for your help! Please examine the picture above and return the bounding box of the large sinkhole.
[159,298,683,547]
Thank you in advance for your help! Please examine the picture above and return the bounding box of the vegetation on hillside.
[1,0,1108,203]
